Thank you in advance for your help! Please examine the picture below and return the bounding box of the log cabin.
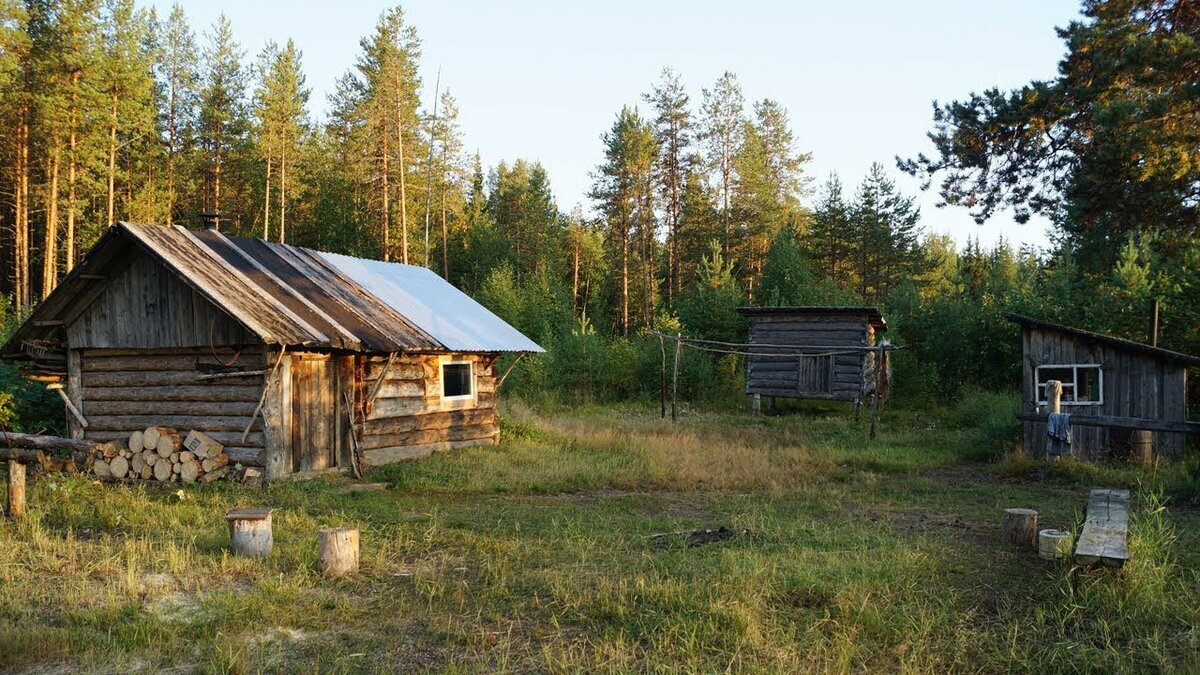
[1,222,543,480]
[1008,313,1199,460]
[738,306,888,409]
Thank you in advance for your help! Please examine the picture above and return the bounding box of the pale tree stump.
[7,460,26,519]
[226,508,273,558]
[1002,508,1039,548]
[318,527,360,577]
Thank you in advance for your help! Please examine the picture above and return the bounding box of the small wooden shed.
[738,306,888,406]
[1,222,543,480]
[1008,313,1200,459]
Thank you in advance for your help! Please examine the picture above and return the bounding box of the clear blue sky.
[150,0,1081,250]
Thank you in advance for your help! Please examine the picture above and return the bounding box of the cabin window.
[441,361,474,400]
[1035,364,1103,405]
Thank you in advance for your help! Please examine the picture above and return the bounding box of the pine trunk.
[18,111,30,310]
[66,71,79,271]
[621,212,629,337]
[263,154,271,240]
[440,147,448,278]
[213,120,222,230]
[396,98,408,265]
[43,145,60,300]
[381,131,390,260]
[107,94,117,228]
[279,149,286,243]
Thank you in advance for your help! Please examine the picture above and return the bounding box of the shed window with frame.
[1036,364,1103,405]
[441,361,474,400]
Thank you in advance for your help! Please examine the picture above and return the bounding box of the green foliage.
[676,240,745,343]
[903,0,1200,274]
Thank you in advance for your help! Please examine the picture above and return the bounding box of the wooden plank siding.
[67,252,256,349]
[744,315,873,402]
[1019,325,1189,459]
[357,353,500,465]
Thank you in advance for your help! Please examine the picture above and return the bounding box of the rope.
[646,330,902,359]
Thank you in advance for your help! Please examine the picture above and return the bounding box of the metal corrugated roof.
[2,223,542,356]
[318,251,545,353]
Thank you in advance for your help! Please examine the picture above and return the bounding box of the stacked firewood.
[91,428,230,483]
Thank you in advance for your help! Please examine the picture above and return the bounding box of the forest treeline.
[1,0,1197,409]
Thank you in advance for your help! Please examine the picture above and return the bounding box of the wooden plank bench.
[1074,488,1130,567]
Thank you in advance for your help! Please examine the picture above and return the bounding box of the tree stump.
[7,460,26,519]
[318,527,360,577]
[1002,508,1039,548]
[227,508,273,558]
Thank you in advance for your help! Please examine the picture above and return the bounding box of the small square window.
[442,362,473,400]
[1035,364,1103,405]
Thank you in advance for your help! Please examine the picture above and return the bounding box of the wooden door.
[291,354,337,472]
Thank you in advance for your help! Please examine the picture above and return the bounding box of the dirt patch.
[918,463,1001,486]
[648,526,752,548]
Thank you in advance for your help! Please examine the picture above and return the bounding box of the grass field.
[2,396,1199,673]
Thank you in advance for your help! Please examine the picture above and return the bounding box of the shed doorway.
[290,353,339,472]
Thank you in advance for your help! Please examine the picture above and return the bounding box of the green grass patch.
[1,398,1197,671]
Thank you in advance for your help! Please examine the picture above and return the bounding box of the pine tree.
[848,163,925,302]
[354,6,422,262]
[156,3,197,227]
[197,14,247,230]
[0,0,32,309]
[431,89,465,278]
[589,106,657,335]
[98,0,157,230]
[642,67,692,302]
[806,174,852,282]
[253,38,308,243]
[700,71,744,258]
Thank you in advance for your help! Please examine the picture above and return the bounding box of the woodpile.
[91,428,230,483]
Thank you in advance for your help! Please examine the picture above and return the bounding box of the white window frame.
[440,360,475,402]
[1035,364,1103,406]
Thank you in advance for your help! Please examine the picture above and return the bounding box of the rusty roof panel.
[3,223,539,356]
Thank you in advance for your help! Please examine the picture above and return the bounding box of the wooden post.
[1130,430,1153,464]
[1046,380,1062,414]
[1045,379,1063,463]
[1002,508,1038,548]
[869,346,883,439]
[318,527,360,577]
[659,334,666,420]
[226,508,273,558]
[752,394,761,416]
[670,333,681,422]
[66,348,83,440]
[6,460,26,520]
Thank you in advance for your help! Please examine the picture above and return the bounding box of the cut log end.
[1002,508,1039,548]
[318,527,360,577]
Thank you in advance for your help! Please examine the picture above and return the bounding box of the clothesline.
[646,330,903,359]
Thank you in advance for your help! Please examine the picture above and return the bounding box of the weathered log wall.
[1019,326,1187,460]
[79,347,268,466]
[744,314,873,401]
[358,353,499,466]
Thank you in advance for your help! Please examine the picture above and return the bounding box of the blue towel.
[1047,412,1071,456]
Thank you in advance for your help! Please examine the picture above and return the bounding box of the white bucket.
[1038,528,1073,560]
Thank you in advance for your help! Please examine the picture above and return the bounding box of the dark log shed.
[739,307,888,406]
[1008,313,1200,460]
[1,222,543,480]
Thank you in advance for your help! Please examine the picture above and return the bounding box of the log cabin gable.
[66,250,257,350]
